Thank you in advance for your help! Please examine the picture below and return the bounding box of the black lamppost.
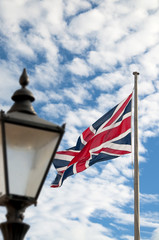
[0,69,65,240]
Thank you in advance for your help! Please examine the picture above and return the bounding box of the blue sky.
[0,0,159,239]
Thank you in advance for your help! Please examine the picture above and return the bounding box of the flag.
[51,93,132,188]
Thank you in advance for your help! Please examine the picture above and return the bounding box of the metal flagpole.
[133,72,140,240]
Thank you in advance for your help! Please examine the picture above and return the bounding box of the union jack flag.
[51,93,132,188]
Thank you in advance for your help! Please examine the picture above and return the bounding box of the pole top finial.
[133,72,140,75]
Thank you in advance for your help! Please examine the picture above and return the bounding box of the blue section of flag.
[89,153,118,166]
[92,105,116,130]
[113,133,131,145]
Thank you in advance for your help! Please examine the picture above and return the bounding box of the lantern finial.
[8,69,36,115]
[19,68,29,88]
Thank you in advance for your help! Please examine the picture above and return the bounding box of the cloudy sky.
[0,0,159,239]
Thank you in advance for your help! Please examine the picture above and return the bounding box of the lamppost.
[0,69,65,240]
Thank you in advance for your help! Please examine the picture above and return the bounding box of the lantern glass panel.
[5,123,60,198]
[0,123,6,196]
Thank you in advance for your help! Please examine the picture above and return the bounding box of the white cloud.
[96,93,119,113]
[62,108,102,146]
[64,0,91,17]
[91,71,126,91]
[32,63,59,87]
[0,60,21,104]
[139,93,159,134]
[63,84,92,104]
[121,235,134,240]
[88,50,118,71]
[135,0,159,10]
[151,227,159,240]
[138,44,159,79]
[59,32,90,54]
[138,81,155,96]
[140,193,159,204]
[67,58,92,76]
[42,103,70,119]
[40,0,65,35]
[64,108,101,129]
[68,8,105,36]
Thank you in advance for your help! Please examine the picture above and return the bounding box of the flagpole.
[133,72,140,240]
